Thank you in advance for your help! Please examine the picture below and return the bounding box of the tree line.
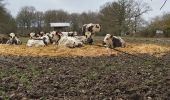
[0,0,169,37]
[16,7,100,36]
[0,0,16,34]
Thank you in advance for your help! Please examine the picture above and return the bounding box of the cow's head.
[9,33,16,38]
[92,24,101,33]
[103,34,114,48]
[49,31,61,44]
[29,32,36,38]
[104,34,112,42]
[85,32,93,44]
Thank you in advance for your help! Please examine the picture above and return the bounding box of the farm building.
[155,30,164,37]
[50,22,71,31]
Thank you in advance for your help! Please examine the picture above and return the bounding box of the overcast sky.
[4,0,170,21]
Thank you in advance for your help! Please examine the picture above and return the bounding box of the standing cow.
[81,23,101,44]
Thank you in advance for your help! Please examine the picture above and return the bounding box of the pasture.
[0,37,170,99]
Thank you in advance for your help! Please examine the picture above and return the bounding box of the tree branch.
[160,0,167,10]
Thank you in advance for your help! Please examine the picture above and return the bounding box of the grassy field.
[0,37,170,99]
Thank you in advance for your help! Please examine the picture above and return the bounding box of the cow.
[82,23,101,44]
[27,33,51,47]
[103,34,126,48]
[6,33,22,45]
[82,23,101,35]
[29,32,36,38]
[27,39,46,47]
[58,36,83,48]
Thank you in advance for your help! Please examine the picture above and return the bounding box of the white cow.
[27,33,51,47]
[58,36,83,48]
[27,39,46,47]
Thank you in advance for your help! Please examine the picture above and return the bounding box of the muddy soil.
[0,53,170,100]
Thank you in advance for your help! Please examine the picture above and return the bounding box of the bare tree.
[34,11,44,32]
[0,0,17,34]
[132,1,151,33]
[16,6,36,34]
[43,10,69,31]
[160,0,167,10]
[99,0,151,36]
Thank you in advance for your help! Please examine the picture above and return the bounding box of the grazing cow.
[6,33,22,45]
[82,23,101,44]
[103,34,126,48]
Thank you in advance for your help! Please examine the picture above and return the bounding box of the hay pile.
[121,43,170,57]
[0,43,169,57]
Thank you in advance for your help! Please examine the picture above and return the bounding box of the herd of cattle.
[0,23,126,48]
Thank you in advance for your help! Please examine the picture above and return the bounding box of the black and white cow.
[103,34,126,48]
[27,32,52,47]
[82,23,101,35]
[49,31,61,45]
[27,39,45,47]
[6,33,22,45]
[29,31,46,39]
[82,23,101,44]
[49,31,83,48]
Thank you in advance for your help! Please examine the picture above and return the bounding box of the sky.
[4,0,170,21]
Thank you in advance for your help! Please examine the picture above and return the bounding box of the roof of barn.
[50,23,71,27]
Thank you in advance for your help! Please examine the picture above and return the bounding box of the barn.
[50,22,71,32]
[155,30,164,37]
